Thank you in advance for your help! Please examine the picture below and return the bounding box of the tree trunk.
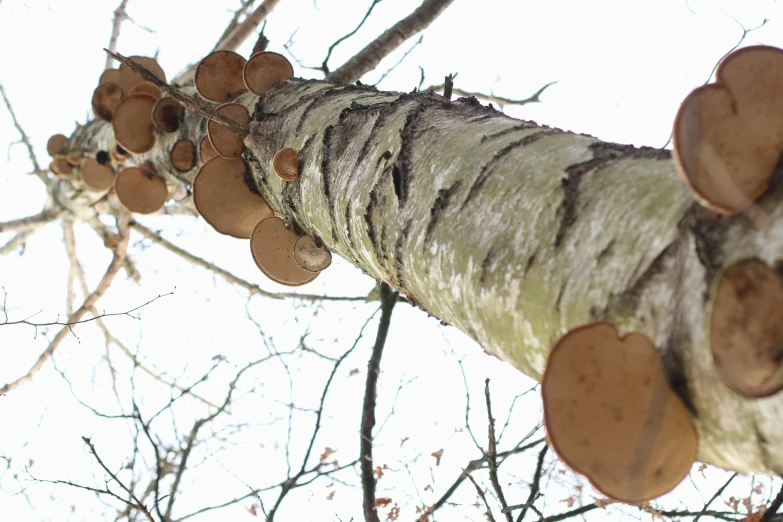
[63,77,783,476]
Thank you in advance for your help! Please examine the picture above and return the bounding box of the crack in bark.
[424,180,462,245]
[480,121,542,143]
[679,204,727,292]
[555,143,671,248]
[480,245,497,284]
[462,129,561,211]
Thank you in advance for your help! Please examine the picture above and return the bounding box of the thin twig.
[693,473,738,522]
[760,481,783,522]
[485,379,513,522]
[0,213,131,395]
[465,470,497,522]
[373,35,423,86]
[320,0,383,74]
[0,82,48,180]
[426,81,557,108]
[0,208,63,234]
[0,230,34,255]
[214,0,256,50]
[516,444,548,522]
[129,221,367,302]
[326,0,456,84]
[104,50,249,137]
[361,283,397,522]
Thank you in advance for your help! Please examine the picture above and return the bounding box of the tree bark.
[59,76,783,476]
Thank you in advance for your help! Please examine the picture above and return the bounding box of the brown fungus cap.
[112,94,157,154]
[207,103,250,159]
[273,147,298,181]
[152,98,184,133]
[199,136,218,163]
[50,156,74,177]
[114,165,168,214]
[193,156,273,238]
[250,216,320,287]
[111,144,130,164]
[47,134,68,156]
[673,45,783,214]
[92,82,124,122]
[98,68,121,86]
[117,56,166,94]
[293,236,332,272]
[243,52,294,96]
[128,82,162,100]
[170,139,197,173]
[66,149,83,166]
[542,322,698,503]
[80,157,115,191]
[195,50,248,103]
[710,259,783,397]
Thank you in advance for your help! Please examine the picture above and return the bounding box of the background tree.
[1,0,783,520]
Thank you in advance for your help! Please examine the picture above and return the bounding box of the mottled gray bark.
[58,76,783,476]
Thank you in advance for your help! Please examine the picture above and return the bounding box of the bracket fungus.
[114,165,168,214]
[293,236,332,272]
[250,216,320,287]
[207,103,250,159]
[273,147,299,181]
[199,136,219,163]
[47,134,68,156]
[112,94,157,154]
[152,98,184,133]
[542,322,698,503]
[243,51,294,96]
[91,82,124,121]
[98,68,121,86]
[710,259,783,397]
[673,45,783,214]
[171,139,197,173]
[117,56,166,95]
[192,156,273,238]
[80,157,115,191]
[111,144,130,164]
[50,157,74,177]
[127,82,162,100]
[195,50,248,103]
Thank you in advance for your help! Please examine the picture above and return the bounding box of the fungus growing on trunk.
[199,136,218,163]
[66,149,83,166]
[112,94,157,154]
[194,50,248,103]
[80,157,115,191]
[117,56,166,95]
[542,322,698,503]
[293,236,332,272]
[710,258,783,397]
[114,165,168,214]
[152,98,184,132]
[243,51,294,96]
[91,82,124,121]
[47,134,68,156]
[192,156,273,238]
[127,82,162,100]
[207,103,250,159]
[273,147,299,181]
[50,157,74,177]
[250,216,320,287]
[170,139,197,173]
[673,45,783,214]
[98,68,121,86]
[111,144,130,164]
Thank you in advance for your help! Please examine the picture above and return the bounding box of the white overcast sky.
[1,0,783,521]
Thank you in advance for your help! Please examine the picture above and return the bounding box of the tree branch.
[215,0,282,52]
[0,213,131,395]
[0,208,62,234]
[0,82,48,180]
[361,283,397,522]
[129,220,367,302]
[484,379,513,522]
[425,80,557,108]
[320,0,383,74]
[105,0,131,70]
[325,0,455,84]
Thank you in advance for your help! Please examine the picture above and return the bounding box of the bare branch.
[0,208,62,234]
[515,444,547,522]
[465,470,497,522]
[320,0,383,74]
[214,0,256,50]
[361,283,397,522]
[0,213,131,395]
[484,379,513,522]
[105,50,249,137]
[215,0,282,52]
[105,0,131,70]
[0,231,34,255]
[326,0,455,84]
[0,82,48,180]
[760,482,783,522]
[425,80,557,108]
[373,35,423,87]
[129,221,368,302]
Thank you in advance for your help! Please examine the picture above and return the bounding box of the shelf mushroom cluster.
[190,50,331,286]
[673,45,783,215]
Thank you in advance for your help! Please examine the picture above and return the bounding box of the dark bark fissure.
[424,180,462,244]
